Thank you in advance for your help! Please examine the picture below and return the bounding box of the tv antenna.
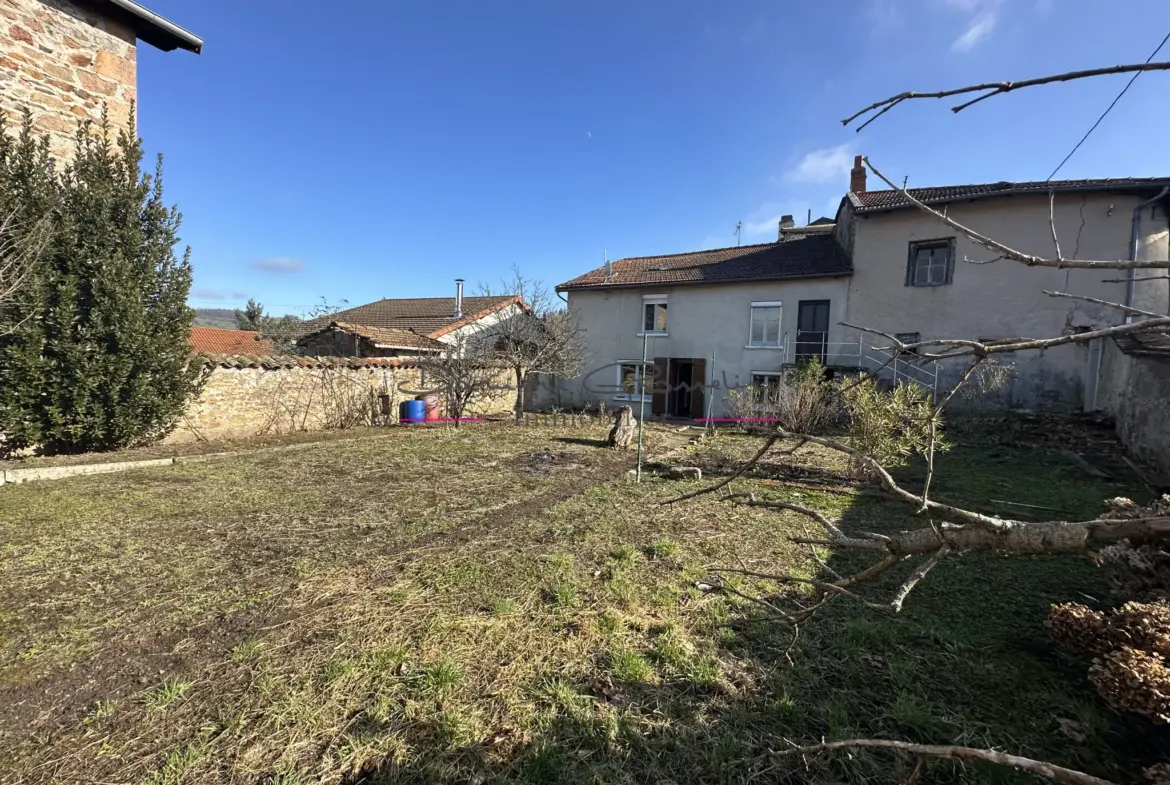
[734,221,742,246]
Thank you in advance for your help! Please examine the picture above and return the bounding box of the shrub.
[724,358,840,434]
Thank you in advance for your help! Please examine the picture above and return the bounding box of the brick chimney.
[777,215,796,241]
[850,155,866,194]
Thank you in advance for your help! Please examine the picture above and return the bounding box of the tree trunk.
[606,405,637,449]
[514,366,525,424]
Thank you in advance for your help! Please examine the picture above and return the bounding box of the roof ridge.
[863,175,1170,195]
[615,240,780,263]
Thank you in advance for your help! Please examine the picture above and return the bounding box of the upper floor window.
[906,238,955,287]
[748,301,782,347]
[642,295,668,334]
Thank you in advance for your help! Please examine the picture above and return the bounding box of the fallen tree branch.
[842,61,1170,131]
[778,738,1117,785]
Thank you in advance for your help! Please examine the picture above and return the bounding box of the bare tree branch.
[842,61,1170,131]
[778,739,1117,785]
[864,157,1170,270]
[1044,289,1165,319]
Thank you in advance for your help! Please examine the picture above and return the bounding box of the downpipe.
[1127,186,1169,324]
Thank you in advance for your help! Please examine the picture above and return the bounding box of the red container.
[422,394,441,422]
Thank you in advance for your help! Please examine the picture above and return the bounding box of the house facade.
[556,234,853,417]
[0,0,201,159]
[556,158,1169,417]
[836,160,1170,409]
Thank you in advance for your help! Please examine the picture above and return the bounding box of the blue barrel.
[400,399,426,424]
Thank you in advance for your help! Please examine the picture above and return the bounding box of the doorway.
[651,358,708,419]
[796,300,830,364]
[667,360,693,418]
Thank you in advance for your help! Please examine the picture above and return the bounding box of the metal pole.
[636,332,648,483]
[704,348,715,437]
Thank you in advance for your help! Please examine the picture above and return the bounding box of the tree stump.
[606,405,637,449]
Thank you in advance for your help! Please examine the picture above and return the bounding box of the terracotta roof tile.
[298,322,446,352]
[304,296,521,337]
[197,354,417,370]
[556,234,851,291]
[190,327,274,355]
[852,177,1170,214]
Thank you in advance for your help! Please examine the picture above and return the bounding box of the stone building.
[0,0,201,158]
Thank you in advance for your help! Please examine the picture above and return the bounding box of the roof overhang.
[75,0,203,53]
[556,269,854,294]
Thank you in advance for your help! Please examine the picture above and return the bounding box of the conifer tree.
[0,111,202,454]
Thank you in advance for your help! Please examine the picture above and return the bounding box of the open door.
[689,357,707,420]
[651,358,668,417]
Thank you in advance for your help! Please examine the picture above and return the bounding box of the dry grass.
[0,419,1162,783]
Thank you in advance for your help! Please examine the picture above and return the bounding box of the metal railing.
[790,336,940,396]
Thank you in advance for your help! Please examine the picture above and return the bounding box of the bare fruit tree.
[479,267,587,422]
[415,333,503,425]
[668,61,1170,784]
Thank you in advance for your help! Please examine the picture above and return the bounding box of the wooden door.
[689,357,707,420]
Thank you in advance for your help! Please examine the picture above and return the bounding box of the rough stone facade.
[0,0,137,159]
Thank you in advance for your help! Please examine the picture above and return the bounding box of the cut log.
[606,405,637,449]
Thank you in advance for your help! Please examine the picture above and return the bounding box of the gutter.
[1126,186,1169,323]
[555,269,855,294]
[100,0,203,53]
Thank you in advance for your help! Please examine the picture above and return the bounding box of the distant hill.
[193,308,239,329]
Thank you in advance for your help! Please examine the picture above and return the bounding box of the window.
[748,302,782,347]
[906,238,955,286]
[642,295,668,333]
[751,372,783,405]
[616,361,651,400]
[895,332,921,356]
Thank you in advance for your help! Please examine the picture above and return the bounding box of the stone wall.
[166,357,517,444]
[0,0,137,159]
[1096,340,1170,481]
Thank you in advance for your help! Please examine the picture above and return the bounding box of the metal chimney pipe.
[454,278,464,318]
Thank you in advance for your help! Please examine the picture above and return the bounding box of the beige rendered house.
[556,230,854,418]
[836,157,1170,409]
[1,0,202,159]
[556,158,1169,417]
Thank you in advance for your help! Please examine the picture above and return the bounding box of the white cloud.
[787,143,855,184]
[191,288,227,300]
[951,12,996,51]
[250,257,305,275]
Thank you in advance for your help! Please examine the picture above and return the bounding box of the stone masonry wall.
[1096,340,1170,480]
[165,363,517,444]
[1,0,137,159]
[165,365,419,445]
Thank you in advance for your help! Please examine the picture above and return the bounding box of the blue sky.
[137,0,1170,317]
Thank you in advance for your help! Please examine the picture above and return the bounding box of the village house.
[0,0,201,158]
[556,157,1169,417]
[555,231,853,418]
[836,157,1169,410]
[296,282,525,358]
